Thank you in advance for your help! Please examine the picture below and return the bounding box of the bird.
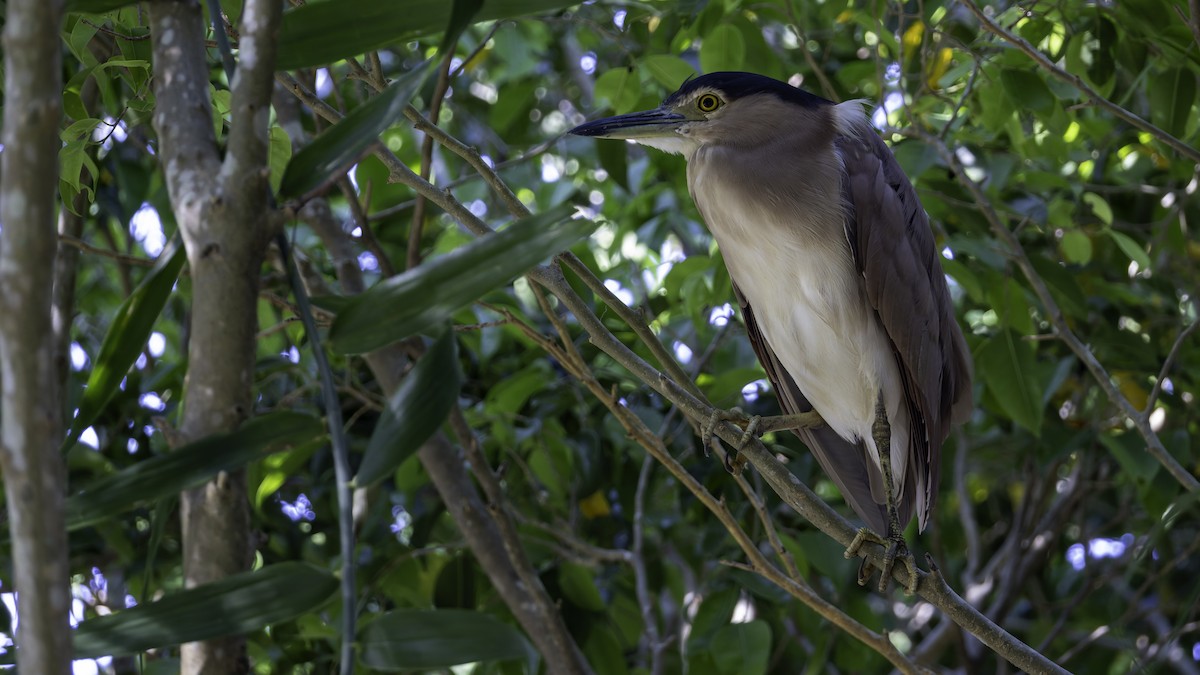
[569,71,973,594]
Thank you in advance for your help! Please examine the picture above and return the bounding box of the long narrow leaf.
[439,0,485,56]
[65,412,324,531]
[356,328,461,486]
[276,0,579,71]
[279,62,433,199]
[66,240,186,449]
[329,204,593,354]
[73,563,338,658]
[359,609,537,671]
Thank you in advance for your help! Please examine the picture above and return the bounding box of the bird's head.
[569,71,835,158]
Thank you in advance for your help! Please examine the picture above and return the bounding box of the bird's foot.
[844,527,918,596]
[701,407,758,474]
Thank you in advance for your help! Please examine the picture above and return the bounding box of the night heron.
[570,72,973,594]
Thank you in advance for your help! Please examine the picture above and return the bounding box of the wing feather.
[837,130,974,529]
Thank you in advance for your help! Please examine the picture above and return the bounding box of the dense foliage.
[2,0,1198,672]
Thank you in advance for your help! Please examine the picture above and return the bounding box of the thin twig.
[960,0,1200,163]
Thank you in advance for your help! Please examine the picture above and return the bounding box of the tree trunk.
[0,0,71,672]
[148,0,281,671]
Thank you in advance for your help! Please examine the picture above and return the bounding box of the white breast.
[687,147,911,492]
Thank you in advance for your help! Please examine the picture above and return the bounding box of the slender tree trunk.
[149,0,281,671]
[0,0,71,672]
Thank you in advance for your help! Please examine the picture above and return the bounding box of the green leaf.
[356,329,461,485]
[977,329,1044,435]
[1149,67,1197,138]
[700,24,746,74]
[276,0,579,71]
[73,563,337,658]
[65,241,187,449]
[710,621,771,675]
[66,0,138,13]
[330,203,594,354]
[641,55,697,90]
[999,69,1056,113]
[65,412,324,531]
[1060,229,1093,264]
[279,62,433,199]
[1082,192,1112,225]
[593,67,640,114]
[267,125,293,195]
[439,0,485,56]
[1107,229,1151,271]
[358,609,537,671]
[558,562,607,611]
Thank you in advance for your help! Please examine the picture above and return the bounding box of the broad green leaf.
[356,329,461,485]
[330,203,594,354]
[1060,229,1093,264]
[1099,432,1160,483]
[73,563,337,658]
[65,412,323,531]
[268,125,293,195]
[1148,67,1196,138]
[66,0,138,13]
[1082,192,1112,225]
[710,621,771,675]
[999,69,1056,113]
[700,24,746,74]
[439,0,485,56]
[359,609,537,671]
[66,241,186,449]
[558,562,606,611]
[276,0,579,71]
[1107,229,1151,271]
[593,67,640,114]
[977,329,1044,435]
[279,62,433,199]
[641,55,697,90]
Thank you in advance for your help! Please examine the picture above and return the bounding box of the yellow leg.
[843,396,919,595]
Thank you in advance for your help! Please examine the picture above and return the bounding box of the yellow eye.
[696,93,722,112]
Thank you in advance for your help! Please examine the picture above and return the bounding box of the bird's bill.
[568,107,686,140]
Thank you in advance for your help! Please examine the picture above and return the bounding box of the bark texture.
[0,0,72,671]
[148,0,281,672]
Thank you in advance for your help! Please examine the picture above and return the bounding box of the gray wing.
[733,282,896,535]
[837,129,974,529]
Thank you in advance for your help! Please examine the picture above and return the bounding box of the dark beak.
[568,107,686,140]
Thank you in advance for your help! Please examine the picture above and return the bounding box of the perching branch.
[0,0,72,671]
[385,116,1070,674]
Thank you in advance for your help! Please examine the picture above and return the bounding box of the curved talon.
[843,527,918,595]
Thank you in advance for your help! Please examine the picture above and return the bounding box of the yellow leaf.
[902,21,924,61]
[835,10,854,23]
[1114,371,1149,411]
[926,47,953,90]
[579,489,611,519]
